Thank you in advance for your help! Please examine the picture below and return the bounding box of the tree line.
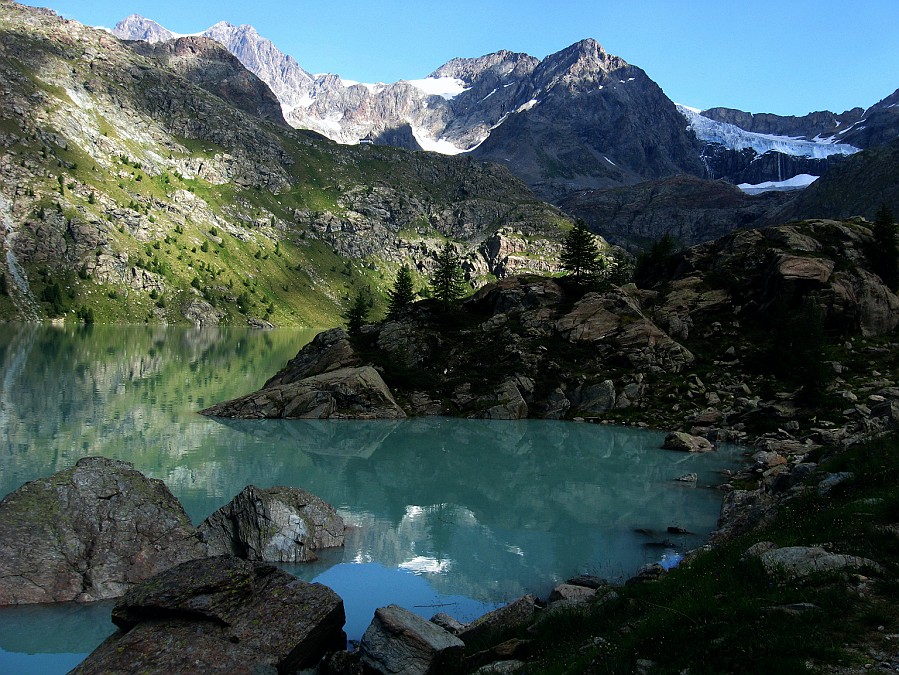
[344,220,623,334]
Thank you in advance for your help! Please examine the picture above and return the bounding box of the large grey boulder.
[360,604,465,675]
[198,485,345,562]
[662,431,714,453]
[200,365,407,419]
[0,457,205,605]
[73,556,346,674]
[753,546,883,579]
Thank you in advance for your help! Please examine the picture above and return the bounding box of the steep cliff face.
[559,175,792,251]
[0,2,572,325]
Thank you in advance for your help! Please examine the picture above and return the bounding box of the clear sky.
[19,0,899,116]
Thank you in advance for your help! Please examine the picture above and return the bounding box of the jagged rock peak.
[533,37,633,89]
[113,14,175,43]
[430,49,539,82]
[551,37,624,70]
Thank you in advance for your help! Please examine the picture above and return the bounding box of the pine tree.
[870,204,898,290]
[560,220,602,282]
[344,289,371,335]
[386,264,416,319]
[430,242,467,309]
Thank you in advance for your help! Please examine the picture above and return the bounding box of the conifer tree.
[344,288,371,335]
[430,242,466,309]
[386,264,415,319]
[561,219,603,282]
[870,204,898,291]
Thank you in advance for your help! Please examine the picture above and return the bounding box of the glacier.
[677,105,861,159]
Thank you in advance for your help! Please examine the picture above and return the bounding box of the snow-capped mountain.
[114,15,898,197]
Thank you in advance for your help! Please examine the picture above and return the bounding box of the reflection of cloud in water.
[399,556,452,575]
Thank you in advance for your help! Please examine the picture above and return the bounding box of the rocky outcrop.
[72,556,346,674]
[360,605,465,675]
[0,457,205,605]
[199,485,345,562]
[200,365,407,419]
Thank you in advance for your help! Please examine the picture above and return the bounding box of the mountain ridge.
[113,13,899,199]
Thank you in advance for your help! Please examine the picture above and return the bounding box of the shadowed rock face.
[0,456,206,605]
[72,556,346,674]
[199,485,346,562]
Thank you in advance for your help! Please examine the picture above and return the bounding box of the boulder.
[548,583,596,604]
[754,546,883,579]
[0,457,205,605]
[198,485,345,562]
[458,595,536,646]
[360,604,464,675]
[774,254,835,284]
[478,380,529,420]
[711,489,777,543]
[200,365,407,419]
[572,379,616,415]
[662,431,714,453]
[74,556,346,674]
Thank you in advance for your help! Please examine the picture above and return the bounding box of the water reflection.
[0,325,745,671]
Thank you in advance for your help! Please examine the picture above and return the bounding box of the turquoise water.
[0,324,744,672]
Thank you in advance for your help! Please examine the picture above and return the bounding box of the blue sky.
[20,0,899,116]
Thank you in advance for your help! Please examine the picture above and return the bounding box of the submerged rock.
[198,485,345,562]
[74,556,346,674]
[0,457,205,605]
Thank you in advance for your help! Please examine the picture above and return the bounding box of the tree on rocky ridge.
[344,288,372,335]
[869,204,898,291]
[386,264,416,319]
[560,219,603,283]
[430,242,467,309]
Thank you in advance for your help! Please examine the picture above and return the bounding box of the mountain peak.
[430,49,539,82]
[112,14,174,43]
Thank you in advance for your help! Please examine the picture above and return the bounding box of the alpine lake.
[0,323,745,673]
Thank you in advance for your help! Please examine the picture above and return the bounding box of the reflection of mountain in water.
[0,326,743,617]
[210,417,743,598]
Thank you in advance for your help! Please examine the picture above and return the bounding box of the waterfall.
[0,193,40,321]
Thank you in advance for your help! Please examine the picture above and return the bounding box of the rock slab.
[200,365,407,419]
[361,604,465,675]
[74,556,346,674]
[0,457,205,605]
